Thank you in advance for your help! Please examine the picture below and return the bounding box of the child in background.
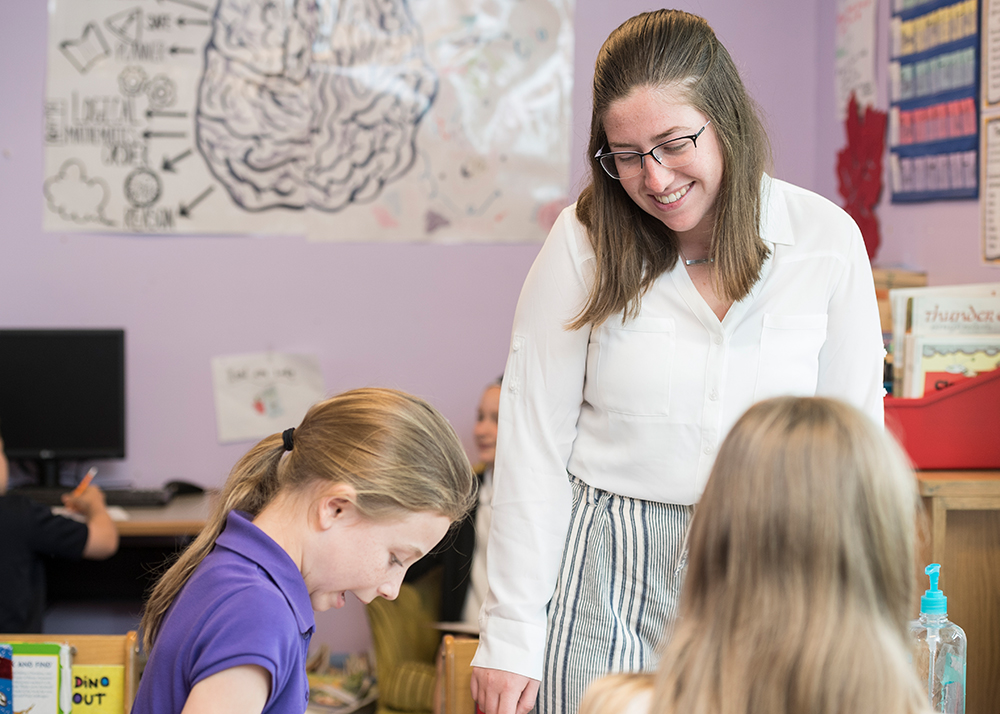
[407,377,501,625]
[133,388,477,714]
[651,397,931,714]
[0,429,119,633]
[578,673,652,714]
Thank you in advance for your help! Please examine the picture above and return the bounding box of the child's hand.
[61,485,108,519]
[64,485,118,559]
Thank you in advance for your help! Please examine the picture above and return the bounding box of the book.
[71,665,124,713]
[901,333,1000,397]
[10,642,71,714]
[0,644,11,714]
[907,296,1000,335]
[872,267,926,334]
[888,283,1000,395]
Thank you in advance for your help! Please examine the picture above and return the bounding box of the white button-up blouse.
[472,176,885,680]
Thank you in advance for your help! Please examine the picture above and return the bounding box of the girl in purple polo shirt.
[133,388,477,714]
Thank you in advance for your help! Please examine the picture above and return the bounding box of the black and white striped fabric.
[539,476,692,714]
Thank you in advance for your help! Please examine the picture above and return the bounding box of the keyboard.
[12,487,174,508]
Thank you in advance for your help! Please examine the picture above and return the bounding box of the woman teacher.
[470,9,884,714]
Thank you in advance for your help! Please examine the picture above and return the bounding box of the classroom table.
[113,492,216,537]
[45,492,216,606]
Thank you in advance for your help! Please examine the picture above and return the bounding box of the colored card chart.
[889,0,980,202]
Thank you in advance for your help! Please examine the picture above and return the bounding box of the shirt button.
[709,389,718,401]
[713,335,722,345]
[703,444,714,455]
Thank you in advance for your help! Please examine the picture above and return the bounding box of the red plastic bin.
[884,368,1000,470]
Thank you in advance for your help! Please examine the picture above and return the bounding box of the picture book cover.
[11,642,69,714]
[0,644,12,714]
[902,333,1000,397]
[71,665,124,714]
[887,282,1000,395]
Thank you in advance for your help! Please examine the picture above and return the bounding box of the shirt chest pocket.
[587,317,675,417]
[754,313,828,400]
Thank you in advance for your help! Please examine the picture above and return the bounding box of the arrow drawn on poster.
[162,148,192,171]
[179,185,213,217]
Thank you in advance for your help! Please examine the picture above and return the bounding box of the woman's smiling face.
[602,85,723,245]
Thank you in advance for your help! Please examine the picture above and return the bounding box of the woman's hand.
[470,666,539,714]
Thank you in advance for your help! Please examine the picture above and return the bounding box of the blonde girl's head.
[141,388,476,651]
[654,396,929,714]
[579,673,653,714]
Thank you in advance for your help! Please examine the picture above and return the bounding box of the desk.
[915,470,1000,714]
[46,493,214,605]
[114,492,215,537]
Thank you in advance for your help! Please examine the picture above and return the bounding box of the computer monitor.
[0,329,126,488]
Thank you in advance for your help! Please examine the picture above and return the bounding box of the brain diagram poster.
[43,0,573,243]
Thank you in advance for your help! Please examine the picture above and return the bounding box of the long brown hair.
[572,9,771,328]
[141,388,476,652]
[652,397,929,714]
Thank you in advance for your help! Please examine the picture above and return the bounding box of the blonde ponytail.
[141,436,285,651]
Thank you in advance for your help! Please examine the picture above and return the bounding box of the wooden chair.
[0,631,140,713]
[435,635,478,714]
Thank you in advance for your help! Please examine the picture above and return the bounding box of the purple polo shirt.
[132,511,315,714]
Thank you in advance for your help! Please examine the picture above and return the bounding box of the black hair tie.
[282,427,295,452]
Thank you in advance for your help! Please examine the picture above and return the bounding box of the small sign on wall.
[210,352,326,444]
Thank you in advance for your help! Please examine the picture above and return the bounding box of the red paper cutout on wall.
[836,93,887,260]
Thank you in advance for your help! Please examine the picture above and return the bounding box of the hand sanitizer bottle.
[910,564,967,713]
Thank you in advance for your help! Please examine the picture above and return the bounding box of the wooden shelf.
[915,470,1000,714]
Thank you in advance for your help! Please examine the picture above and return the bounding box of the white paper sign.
[986,0,1000,105]
[835,0,878,121]
[983,117,1000,261]
[210,352,326,444]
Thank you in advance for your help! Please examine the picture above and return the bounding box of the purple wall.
[0,0,822,493]
[3,0,992,654]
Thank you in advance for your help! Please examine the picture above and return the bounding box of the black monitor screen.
[0,329,126,474]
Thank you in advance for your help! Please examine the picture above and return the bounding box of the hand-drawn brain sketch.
[196,0,438,212]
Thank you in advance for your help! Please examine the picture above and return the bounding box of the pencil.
[72,467,97,497]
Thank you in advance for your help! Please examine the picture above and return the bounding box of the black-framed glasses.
[595,120,712,180]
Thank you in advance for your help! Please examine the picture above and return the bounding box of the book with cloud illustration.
[901,333,1000,398]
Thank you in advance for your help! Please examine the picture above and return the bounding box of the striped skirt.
[538,476,692,714]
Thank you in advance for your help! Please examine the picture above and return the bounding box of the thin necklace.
[679,246,714,266]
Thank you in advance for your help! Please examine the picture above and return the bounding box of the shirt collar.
[216,510,316,637]
[759,174,794,247]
